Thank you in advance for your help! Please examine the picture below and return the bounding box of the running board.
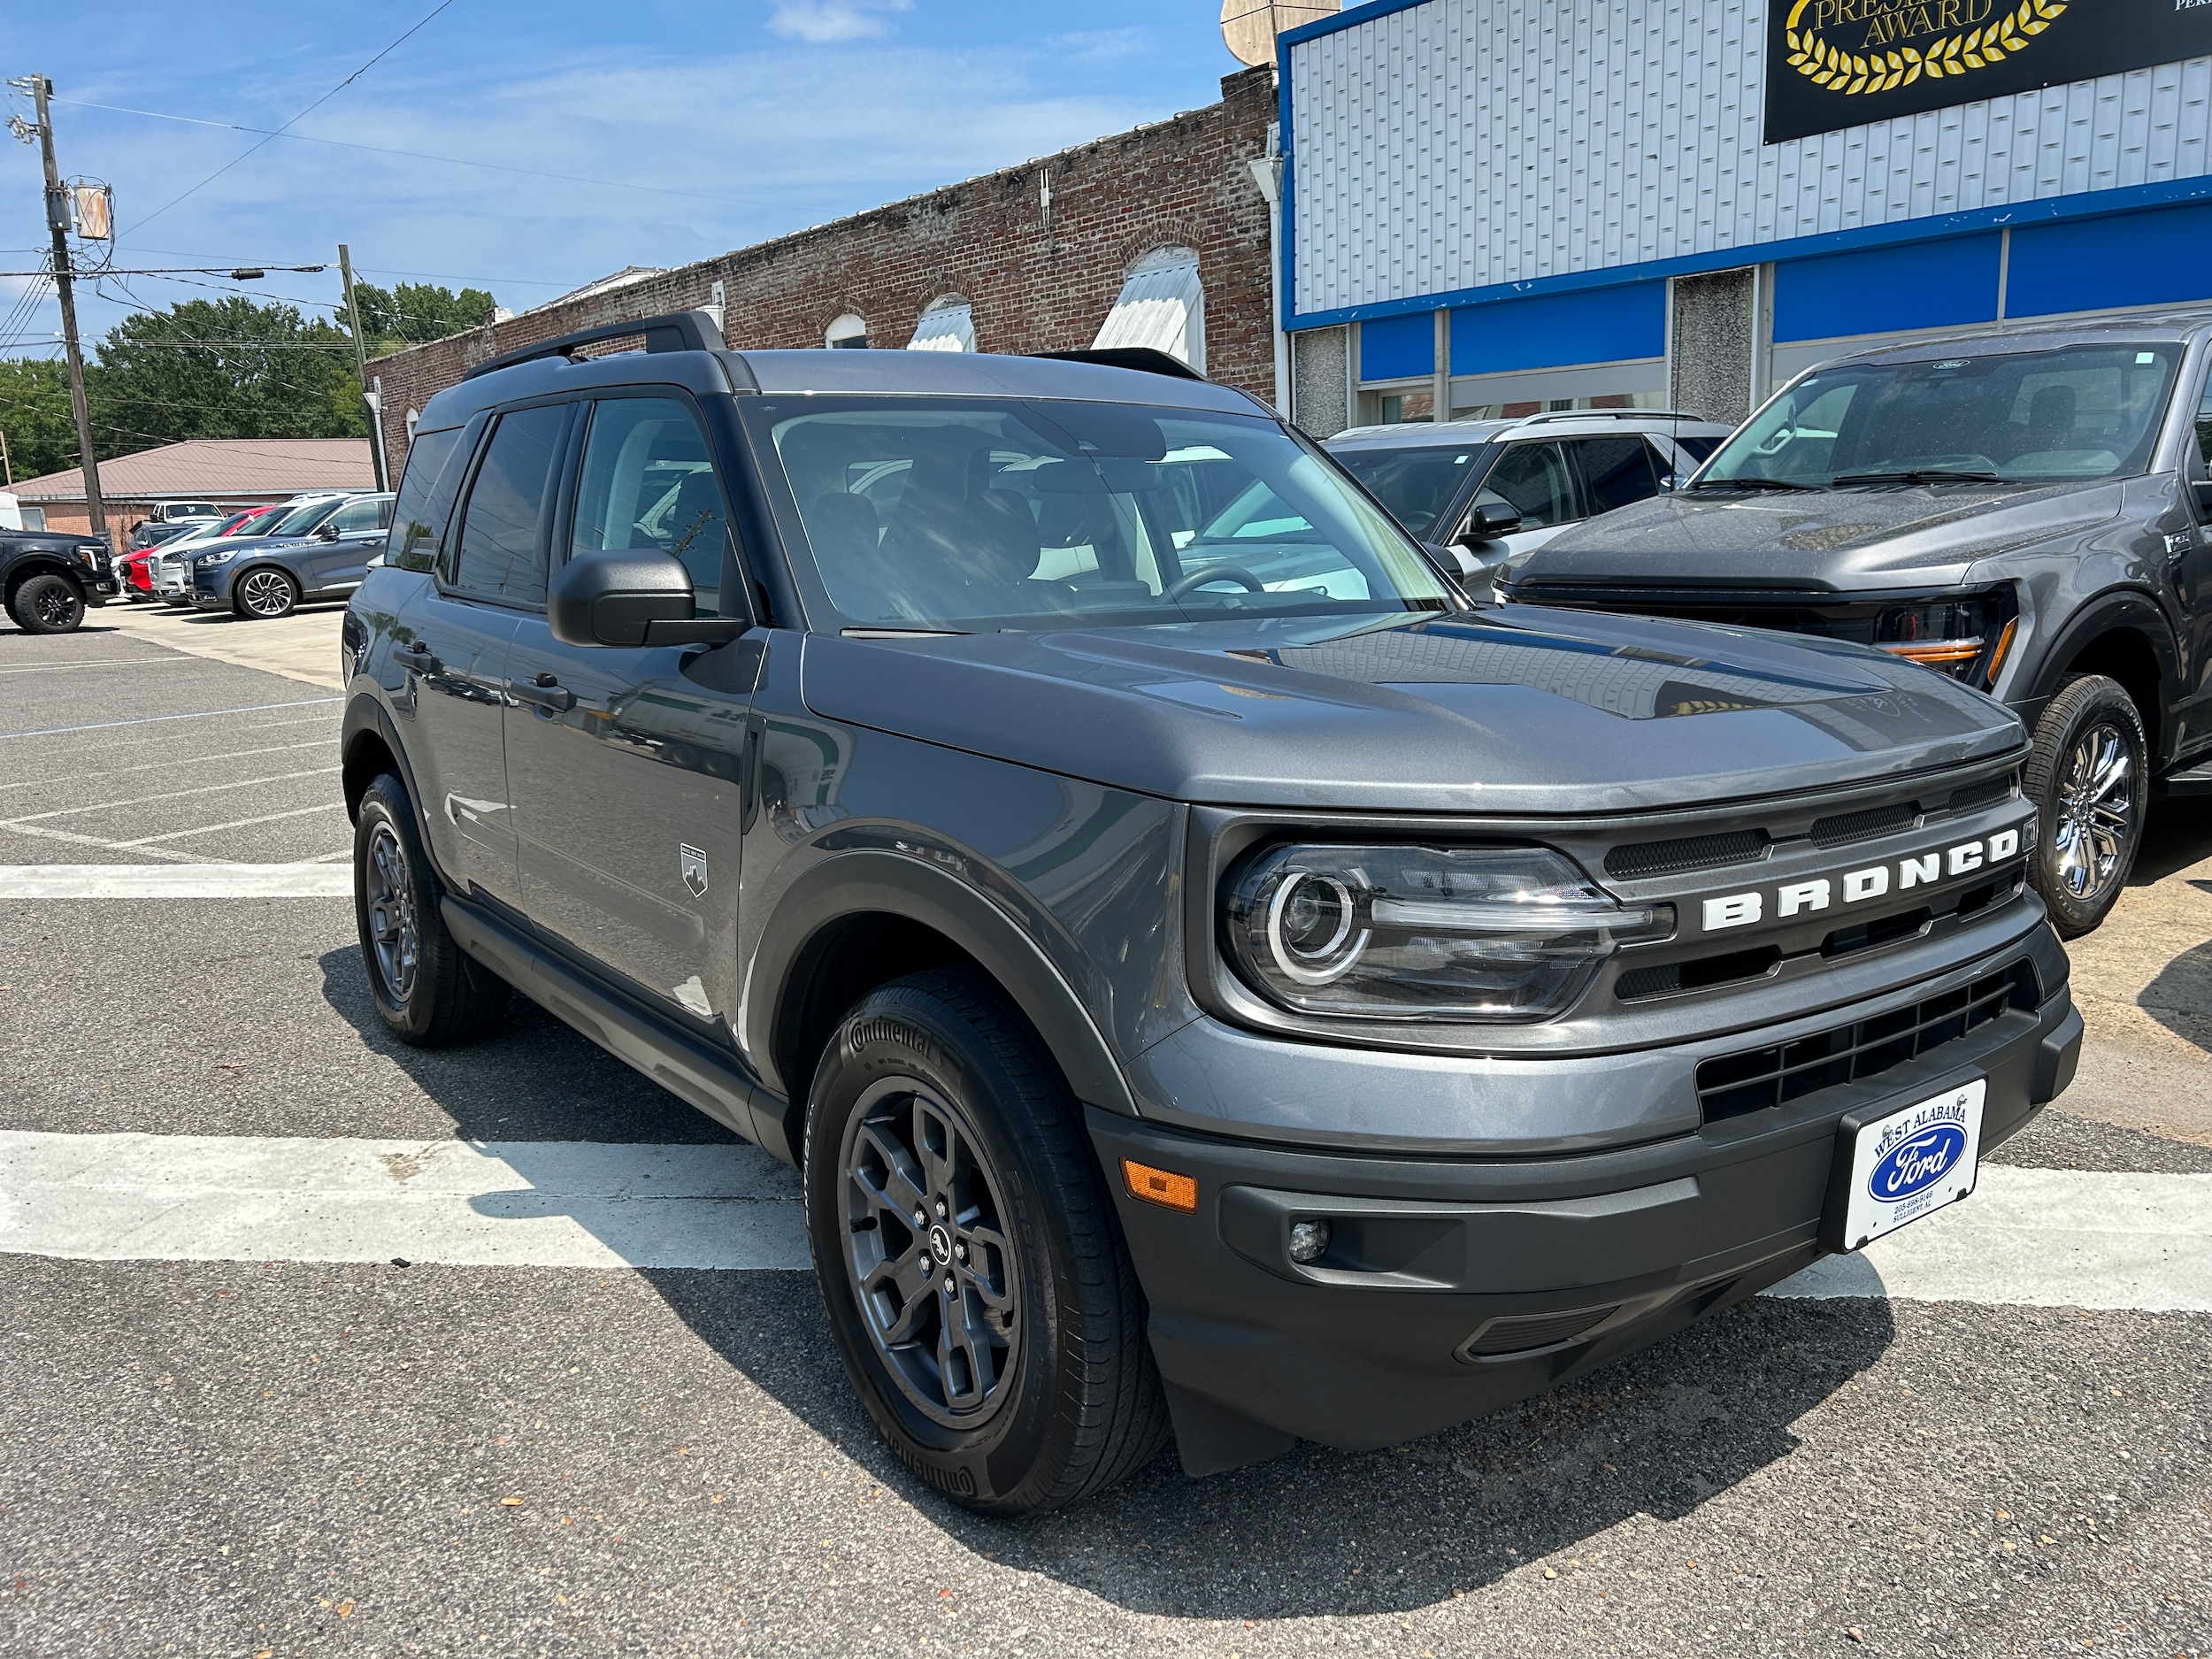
[2163,760,2212,796]
[440,892,795,1162]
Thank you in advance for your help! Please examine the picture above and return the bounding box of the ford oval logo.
[1868,1125,1968,1203]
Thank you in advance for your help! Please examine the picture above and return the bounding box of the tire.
[2023,672,2148,937]
[7,572,86,634]
[234,566,299,619]
[352,772,511,1046]
[803,968,1168,1515]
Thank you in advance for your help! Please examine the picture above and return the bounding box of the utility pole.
[336,242,387,490]
[19,78,107,547]
[0,427,12,488]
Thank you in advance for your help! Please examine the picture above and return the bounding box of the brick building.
[9,436,374,540]
[372,67,1281,480]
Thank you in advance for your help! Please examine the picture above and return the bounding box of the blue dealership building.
[1279,0,2212,432]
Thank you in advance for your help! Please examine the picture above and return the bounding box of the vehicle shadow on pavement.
[2139,941,2212,1054]
[640,1268,1896,1617]
[2129,794,2212,885]
[315,946,1896,1614]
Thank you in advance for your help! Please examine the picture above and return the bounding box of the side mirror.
[549,548,743,648]
[311,522,341,541]
[1659,472,1688,493]
[1455,501,1524,546]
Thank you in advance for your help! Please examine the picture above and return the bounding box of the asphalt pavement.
[3,607,2208,1658]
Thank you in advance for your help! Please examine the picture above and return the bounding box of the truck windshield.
[1330,442,1491,537]
[1701,342,2181,488]
[750,397,1454,631]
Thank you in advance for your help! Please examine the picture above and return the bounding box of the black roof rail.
[1026,345,1207,382]
[461,310,726,382]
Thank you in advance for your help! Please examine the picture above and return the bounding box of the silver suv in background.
[1326,411,1736,584]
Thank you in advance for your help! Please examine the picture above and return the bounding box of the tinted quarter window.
[387,426,464,572]
[1480,442,1575,528]
[2193,376,2212,476]
[328,497,385,536]
[572,397,726,618]
[1573,436,1663,512]
[1331,445,1486,537]
[450,404,567,603]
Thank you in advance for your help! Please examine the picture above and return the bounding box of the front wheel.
[2024,673,2147,937]
[803,969,1167,1514]
[8,572,86,634]
[353,772,510,1045]
[234,566,299,619]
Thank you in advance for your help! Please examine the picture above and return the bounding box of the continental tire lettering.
[849,1018,941,1069]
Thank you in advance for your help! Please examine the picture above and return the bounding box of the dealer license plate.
[1836,1078,1985,1252]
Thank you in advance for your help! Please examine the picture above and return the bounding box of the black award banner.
[1764,0,2212,144]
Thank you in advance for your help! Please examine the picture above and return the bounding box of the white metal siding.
[1288,0,2212,318]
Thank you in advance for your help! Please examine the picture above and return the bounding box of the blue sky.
[0,0,1243,355]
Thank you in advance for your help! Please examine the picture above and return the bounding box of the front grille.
[1946,772,2017,814]
[1462,1304,1620,1358]
[1604,827,1770,880]
[1696,961,2038,1122]
[1616,945,1779,1002]
[1809,801,1918,848]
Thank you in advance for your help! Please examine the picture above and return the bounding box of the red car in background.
[118,504,285,599]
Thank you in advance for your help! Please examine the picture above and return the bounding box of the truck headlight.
[1875,588,2017,686]
[1221,843,1671,1022]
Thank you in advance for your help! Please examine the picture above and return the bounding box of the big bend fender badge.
[680,843,709,899]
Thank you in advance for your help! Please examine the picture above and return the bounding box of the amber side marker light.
[1121,1159,1198,1213]
[1983,617,2019,686]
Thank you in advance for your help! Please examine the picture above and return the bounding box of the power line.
[58,96,771,211]
[121,0,457,235]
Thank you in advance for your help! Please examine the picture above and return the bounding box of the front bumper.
[1092,930,2080,1472]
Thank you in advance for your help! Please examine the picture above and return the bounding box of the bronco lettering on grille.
[1700,829,2020,933]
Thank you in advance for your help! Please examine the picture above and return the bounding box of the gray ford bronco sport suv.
[1500,318,2212,935]
[341,311,2080,1514]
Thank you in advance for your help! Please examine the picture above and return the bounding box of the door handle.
[393,640,440,673]
[510,672,574,713]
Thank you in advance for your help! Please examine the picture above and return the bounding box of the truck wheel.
[2024,673,2147,937]
[352,772,510,1046]
[803,968,1168,1515]
[8,572,86,634]
[234,567,299,619]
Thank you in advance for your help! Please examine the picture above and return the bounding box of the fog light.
[1288,1218,1332,1263]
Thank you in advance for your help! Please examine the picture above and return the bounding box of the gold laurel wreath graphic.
[1785,0,2067,96]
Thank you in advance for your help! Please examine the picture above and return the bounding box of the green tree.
[349,280,497,354]
[0,357,79,483]
[88,296,367,454]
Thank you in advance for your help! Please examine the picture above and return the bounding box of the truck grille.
[1603,827,1770,880]
[1695,960,2039,1121]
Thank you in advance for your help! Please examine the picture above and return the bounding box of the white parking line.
[0,864,354,898]
[0,766,342,824]
[0,1133,2202,1302]
[0,658,198,672]
[0,740,330,795]
[0,696,342,739]
[0,1133,808,1271]
[118,803,346,845]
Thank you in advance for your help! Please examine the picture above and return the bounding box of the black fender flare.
[3,557,86,607]
[2022,588,2178,709]
[340,689,455,887]
[744,847,1138,1122]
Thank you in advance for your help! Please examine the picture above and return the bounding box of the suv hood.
[1513,478,2124,591]
[800,607,2022,815]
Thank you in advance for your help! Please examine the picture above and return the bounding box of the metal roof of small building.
[8,437,375,503]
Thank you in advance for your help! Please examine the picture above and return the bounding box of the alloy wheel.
[364,821,420,1003]
[2050,718,2135,902]
[239,570,294,617]
[32,584,81,629]
[837,1076,1022,1429]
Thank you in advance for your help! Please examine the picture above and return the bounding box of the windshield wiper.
[1688,476,1825,492]
[1830,469,2003,486]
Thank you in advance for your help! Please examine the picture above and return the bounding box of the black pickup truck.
[2,525,117,633]
[341,311,2079,1514]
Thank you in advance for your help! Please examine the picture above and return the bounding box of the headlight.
[1221,843,1671,1022]
[194,550,233,567]
[1875,588,2017,686]
[73,545,103,566]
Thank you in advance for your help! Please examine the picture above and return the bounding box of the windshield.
[265,497,342,536]
[1331,442,1491,537]
[1701,342,2181,488]
[749,397,1453,631]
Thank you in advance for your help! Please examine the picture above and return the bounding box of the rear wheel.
[8,572,85,634]
[2024,673,2147,937]
[353,772,510,1045]
[234,566,299,619]
[803,968,1167,1514]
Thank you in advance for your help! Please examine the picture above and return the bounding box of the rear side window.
[327,496,386,536]
[1572,436,1663,513]
[449,405,568,603]
[387,427,465,572]
[571,396,729,618]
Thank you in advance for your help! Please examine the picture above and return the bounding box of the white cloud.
[767,0,912,43]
